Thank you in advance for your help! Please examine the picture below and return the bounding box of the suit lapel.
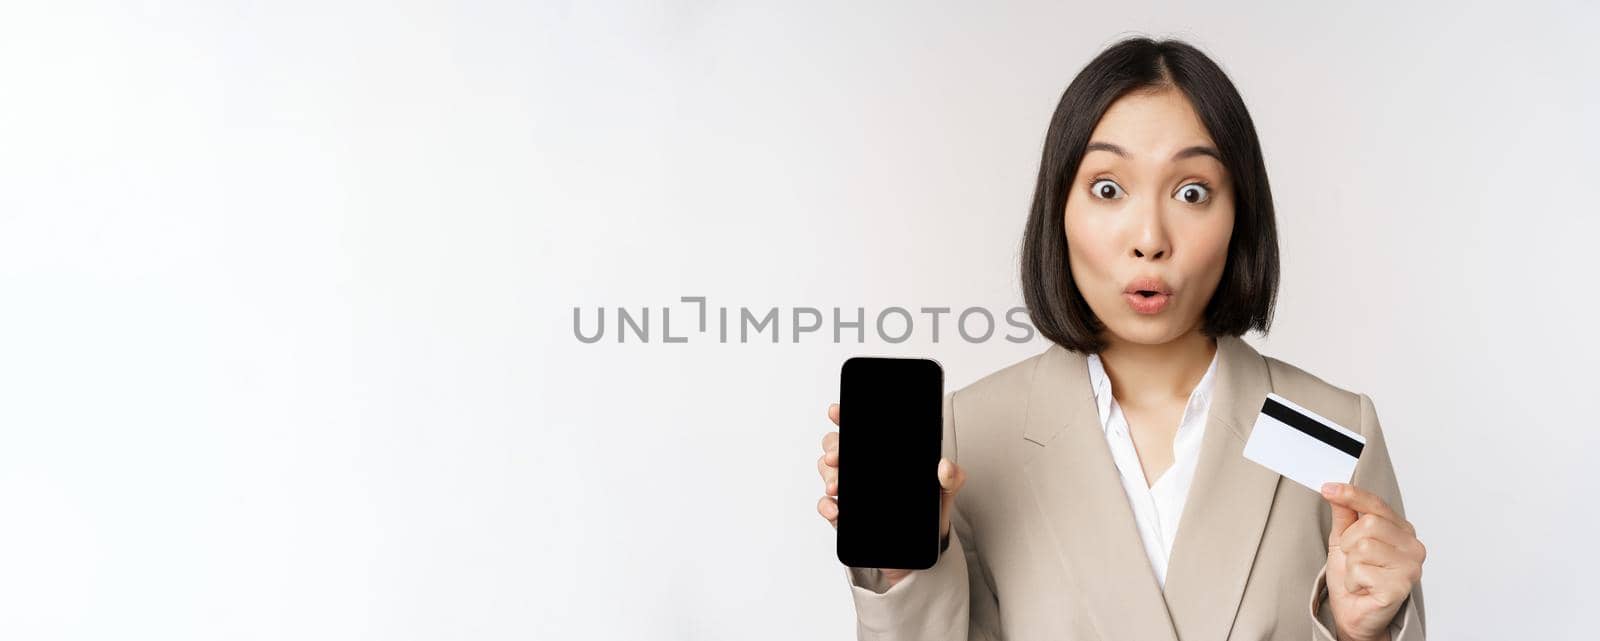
[1161,335,1282,641]
[1019,335,1280,641]
[1020,342,1179,641]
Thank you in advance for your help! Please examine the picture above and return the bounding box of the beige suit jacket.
[842,334,1425,641]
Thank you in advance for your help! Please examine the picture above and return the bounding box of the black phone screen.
[835,356,944,570]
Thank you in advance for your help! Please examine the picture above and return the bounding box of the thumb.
[1323,483,1358,548]
[937,458,965,536]
[938,458,966,495]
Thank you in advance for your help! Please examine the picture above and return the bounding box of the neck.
[1097,330,1218,407]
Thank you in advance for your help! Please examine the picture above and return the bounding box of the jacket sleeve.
[1307,392,1426,641]
[840,391,1002,641]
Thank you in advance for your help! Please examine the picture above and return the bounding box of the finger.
[817,496,838,527]
[1344,561,1407,607]
[1343,558,1381,597]
[1341,533,1407,569]
[816,454,838,492]
[1326,496,1359,548]
[938,458,966,495]
[1321,482,1404,525]
[1351,540,1423,585]
[937,458,964,538]
[820,432,839,468]
[828,403,840,427]
[1339,513,1416,551]
[825,458,838,494]
[1368,567,1415,606]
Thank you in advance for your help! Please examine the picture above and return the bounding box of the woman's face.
[1064,87,1236,348]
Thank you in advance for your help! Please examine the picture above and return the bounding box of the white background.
[2,1,1596,639]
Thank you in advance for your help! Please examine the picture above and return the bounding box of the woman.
[814,37,1426,641]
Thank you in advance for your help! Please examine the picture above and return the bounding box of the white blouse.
[1084,348,1220,589]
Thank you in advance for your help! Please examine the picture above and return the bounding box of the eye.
[1174,182,1211,204]
[1089,179,1126,200]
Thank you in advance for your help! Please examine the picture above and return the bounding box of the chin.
[1103,317,1191,346]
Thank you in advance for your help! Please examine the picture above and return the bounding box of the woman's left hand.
[1319,482,1427,641]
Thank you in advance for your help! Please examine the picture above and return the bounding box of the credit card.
[1242,392,1366,492]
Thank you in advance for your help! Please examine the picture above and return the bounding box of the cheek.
[1184,203,1236,282]
[1062,204,1116,283]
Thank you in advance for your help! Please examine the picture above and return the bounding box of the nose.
[1130,205,1171,261]
[1133,245,1167,259]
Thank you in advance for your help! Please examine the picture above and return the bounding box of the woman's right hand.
[817,402,967,588]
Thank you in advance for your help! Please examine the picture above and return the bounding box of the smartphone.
[835,356,945,570]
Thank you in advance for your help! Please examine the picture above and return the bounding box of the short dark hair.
[1020,36,1280,354]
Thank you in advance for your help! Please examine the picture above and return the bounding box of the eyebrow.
[1084,141,1222,162]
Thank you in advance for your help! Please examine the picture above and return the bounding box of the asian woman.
[815,36,1426,641]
